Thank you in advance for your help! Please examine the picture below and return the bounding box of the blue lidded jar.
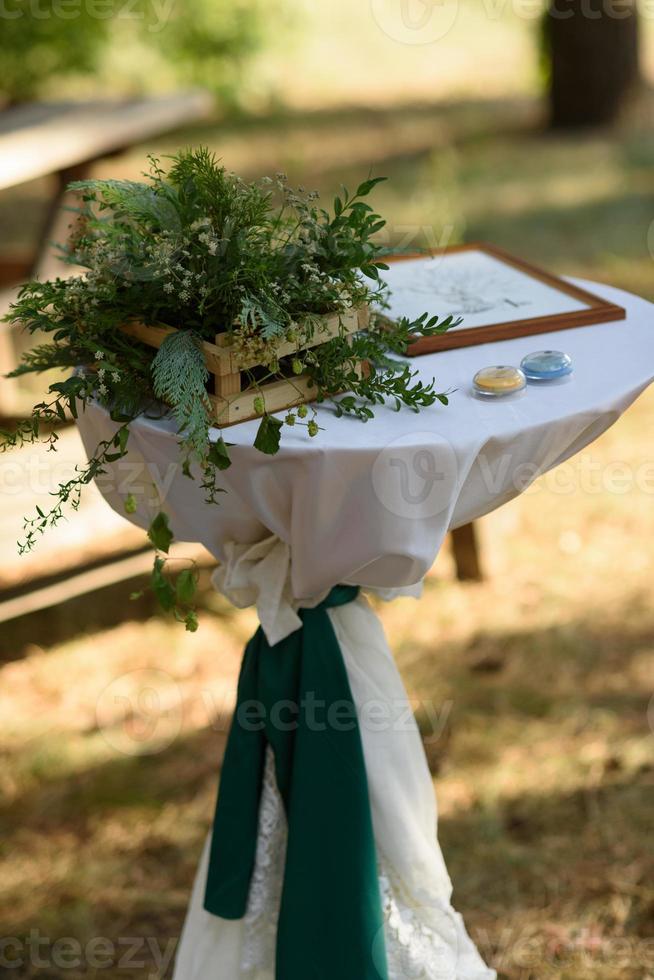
[520,350,573,382]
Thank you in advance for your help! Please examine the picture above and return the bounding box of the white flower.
[98,383,108,396]
[112,372,120,383]
[97,368,106,379]
[95,350,104,360]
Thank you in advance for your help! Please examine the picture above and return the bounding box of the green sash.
[204,585,388,979]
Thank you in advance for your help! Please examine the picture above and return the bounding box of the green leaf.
[176,567,197,606]
[356,176,387,197]
[184,610,199,633]
[254,414,283,455]
[114,426,129,454]
[208,437,233,470]
[148,511,173,553]
[151,556,176,612]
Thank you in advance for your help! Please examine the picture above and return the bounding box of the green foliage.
[0,0,272,106]
[150,0,274,106]
[151,330,211,460]
[0,1,108,104]
[2,148,456,628]
[151,555,200,631]
[147,512,173,554]
[254,415,284,455]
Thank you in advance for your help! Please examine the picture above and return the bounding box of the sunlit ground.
[1,385,653,979]
[1,11,654,978]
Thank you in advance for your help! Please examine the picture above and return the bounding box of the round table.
[77,279,654,979]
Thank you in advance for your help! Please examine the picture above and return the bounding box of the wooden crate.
[120,307,368,426]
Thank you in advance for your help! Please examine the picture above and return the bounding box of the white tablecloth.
[76,278,654,979]
[80,279,653,599]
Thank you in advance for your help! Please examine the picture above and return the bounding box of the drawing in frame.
[380,243,626,355]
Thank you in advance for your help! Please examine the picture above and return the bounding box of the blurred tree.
[544,0,640,127]
[150,0,274,109]
[0,0,277,109]
[0,1,109,106]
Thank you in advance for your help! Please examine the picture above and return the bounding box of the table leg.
[451,522,483,582]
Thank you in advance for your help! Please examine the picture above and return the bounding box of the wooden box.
[120,307,368,426]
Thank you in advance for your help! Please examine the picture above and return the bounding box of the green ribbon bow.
[204,585,389,979]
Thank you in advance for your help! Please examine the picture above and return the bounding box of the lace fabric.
[240,751,287,976]
[237,750,493,980]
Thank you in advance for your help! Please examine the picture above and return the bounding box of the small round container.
[473,365,526,398]
[520,349,573,382]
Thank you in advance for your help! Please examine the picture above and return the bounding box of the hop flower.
[253,395,265,415]
[124,493,137,514]
[297,404,308,419]
[307,420,319,437]
[285,413,296,426]
[292,358,303,375]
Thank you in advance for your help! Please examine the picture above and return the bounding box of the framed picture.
[380,243,626,355]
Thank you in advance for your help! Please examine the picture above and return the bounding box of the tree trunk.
[545,0,640,128]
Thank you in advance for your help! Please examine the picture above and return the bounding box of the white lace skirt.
[173,593,496,980]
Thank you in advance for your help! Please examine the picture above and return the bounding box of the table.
[76,278,654,979]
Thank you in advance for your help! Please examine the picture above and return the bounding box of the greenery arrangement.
[1,148,455,630]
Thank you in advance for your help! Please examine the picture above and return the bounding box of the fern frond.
[240,295,287,340]
[151,330,211,456]
[7,342,80,377]
[69,179,180,230]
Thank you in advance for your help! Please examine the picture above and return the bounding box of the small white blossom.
[95,350,104,360]
[98,383,108,396]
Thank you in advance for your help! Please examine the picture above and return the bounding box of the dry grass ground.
[1,29,653,979]
[1,385,652,978]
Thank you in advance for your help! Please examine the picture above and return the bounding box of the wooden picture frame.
[382,243,626,355]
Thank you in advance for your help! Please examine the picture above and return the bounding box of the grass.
[1,17,654,977]
[1,385,653,978]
